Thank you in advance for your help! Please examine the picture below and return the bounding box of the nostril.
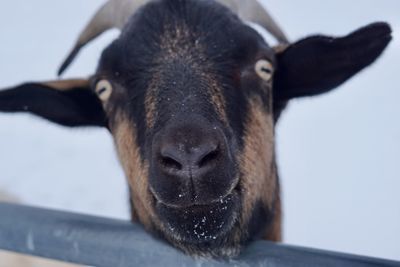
[160,156,183,170]
[198,147,220,168]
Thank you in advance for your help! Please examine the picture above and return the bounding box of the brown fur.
[43,79,89,91]
[238,96,278,239]
[145,74,160,129]
[201,72,228,126]
[263,188,282,241]
[111,113,155,228]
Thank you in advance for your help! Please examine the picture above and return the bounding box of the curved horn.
[218,0,289,43]
[58,0,145,76]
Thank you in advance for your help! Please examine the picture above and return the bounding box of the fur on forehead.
[97,0,274,79]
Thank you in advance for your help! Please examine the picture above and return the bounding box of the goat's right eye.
[95,80,113,101]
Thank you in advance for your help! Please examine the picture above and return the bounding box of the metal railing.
[0,203,399,267]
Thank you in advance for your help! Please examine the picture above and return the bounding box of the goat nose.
[150,122,236,206]
[159,140,220,176]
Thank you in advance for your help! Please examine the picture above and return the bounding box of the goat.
[0,0,391,258]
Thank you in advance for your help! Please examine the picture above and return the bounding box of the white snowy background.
[0,0,398,261]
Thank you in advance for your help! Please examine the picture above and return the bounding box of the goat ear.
[273,22,392,101]
[0,79,107,127]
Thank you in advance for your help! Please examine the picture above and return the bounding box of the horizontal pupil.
[261,67,272,74]
[97,87,107,94]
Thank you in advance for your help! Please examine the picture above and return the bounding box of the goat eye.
[255,60,274,81]
[95,80,113,101]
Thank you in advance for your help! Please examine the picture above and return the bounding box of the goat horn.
[58,0,145,76]
[219,0,288,43]
[242,1,289,43]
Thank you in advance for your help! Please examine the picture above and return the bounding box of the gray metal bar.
[0,202,399,267]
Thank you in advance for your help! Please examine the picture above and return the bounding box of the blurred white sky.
[0,0,399,261]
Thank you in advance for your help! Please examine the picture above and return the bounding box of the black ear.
[0,79,107,127]
[274,22,392,101]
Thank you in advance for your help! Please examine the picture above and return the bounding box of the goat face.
[0,0,391,258]
[94,1,278,256]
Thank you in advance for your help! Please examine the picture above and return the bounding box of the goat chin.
[0,190,82,267]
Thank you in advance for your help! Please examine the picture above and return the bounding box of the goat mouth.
[154,190,240,244]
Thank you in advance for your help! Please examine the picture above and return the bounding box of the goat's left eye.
[95,80,113,101]
[255,60,274,81]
